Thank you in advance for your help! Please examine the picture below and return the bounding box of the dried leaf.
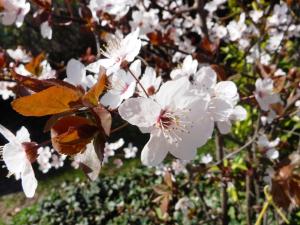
[12,86,82,116]
[51,116,98,155]
[82,68,106,107]
[163,171,173,189]
[271,155,300,209]
[160,194,170,215]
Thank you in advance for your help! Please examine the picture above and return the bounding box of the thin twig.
[127,67,149,98]
[215,131,229,225]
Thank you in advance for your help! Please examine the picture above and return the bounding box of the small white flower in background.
[101,60,140,109]
[0,0,30,27]
[119,77,213,166]
[88,0,135,21]
[226,13,247,41]
[249,10,263,23]
[129,9,159,35]
[266,32,284,52]
[254,78,280,111]
[103,138,125,163]
[171,160,187,175]
[64,59,96,90]
[7,47,31,63]
[40,21,52,40]
[201,153,213,164]
[175,197,194,215]
[123,143,138,159]
[0,81,15,100]
[191,66,247,134]
[274,68,286,77]
[257,135,280,160]
[0,125,37,198]
[37,146,52,173]
[267,3,289,27]
[204,0,226,15]
[51,154,65,169]
[170,55,198,80]
[113,158,123,168]
[138,66,162,97]
[154,164,170,177]
[86,28,141,75]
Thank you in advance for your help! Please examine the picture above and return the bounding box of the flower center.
[156,109,190,144]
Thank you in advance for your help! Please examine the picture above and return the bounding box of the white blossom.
[0,0,30,27]
[86,29,141,75]
[254,78,280,111]
[123,143,138,159]
[0,125,37,198]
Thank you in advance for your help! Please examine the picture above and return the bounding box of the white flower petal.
[208,98,233,121]
[74,143,101,181]
[21,162,37,198]
[141,134,168,166]
[217,120,232,134]
[65,59,86,86]
[3,142,26,175]
[16,126,30,143]
[118,97,161,128]
[230,105,247,121]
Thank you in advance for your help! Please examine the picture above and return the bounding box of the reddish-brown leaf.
[11,85,82,116]
[82,68,106,107]
[199,37,219,56]
[31,0,51,10]
[51,116,98,155]
[12,71,79,93]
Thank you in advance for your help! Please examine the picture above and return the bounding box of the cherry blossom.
[101,60,140,109]
[170,55,198,80]
[129,9,159,35]
[88,0,135,21]
[86,29,141,75]
[201,154,213,164]
[119,77,213,166]
[64,59,96,89]
[0,0,30,27]
[0,81,15,100]
[257,135,280,160]
[191,66,247,134]
[37,146,52,173]
[40,21,52,40]
[0,125,37,198]
[226,13,246,42]
[6,47,31,63]
[123,143,138,159]
[254,78,280,111]
[138,66,162,97]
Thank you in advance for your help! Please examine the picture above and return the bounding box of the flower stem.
[127,67,149,98]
